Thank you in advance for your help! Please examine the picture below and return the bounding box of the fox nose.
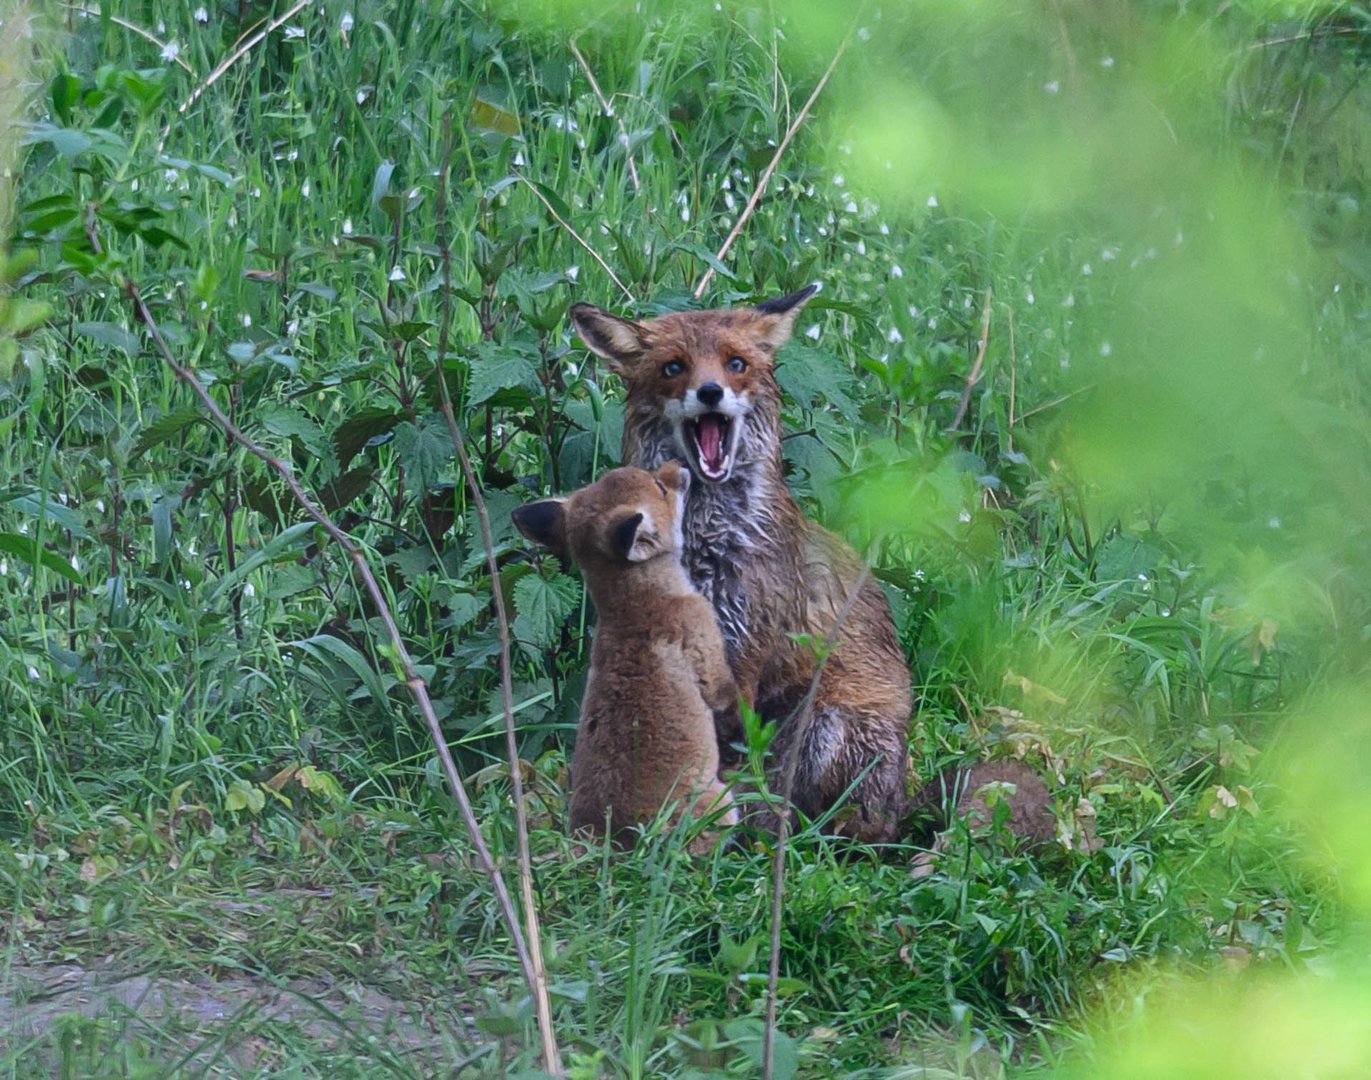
[696,382,724,408]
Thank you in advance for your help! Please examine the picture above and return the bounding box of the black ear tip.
[755,282,822,316]
[512,500,565,545]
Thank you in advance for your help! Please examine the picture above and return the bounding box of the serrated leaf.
[776,346,859,421]
[467,343,539,407]
[441,592,485,632]
[260,404,330,459]
[512,572,582,649]
[393,416,450,492]
[332,407,404,470]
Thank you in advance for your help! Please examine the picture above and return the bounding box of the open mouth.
[683,412,733,481]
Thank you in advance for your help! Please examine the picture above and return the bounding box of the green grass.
[3,0,1370,1076]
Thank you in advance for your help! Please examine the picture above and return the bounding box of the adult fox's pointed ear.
[752,282,821,353]
[512,499,568,551]
[569,303,650,373]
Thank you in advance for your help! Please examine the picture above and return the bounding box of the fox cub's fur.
[570,287,913,843]
[513,463,737,853]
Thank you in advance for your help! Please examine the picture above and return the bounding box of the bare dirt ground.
[1,962,479,1076]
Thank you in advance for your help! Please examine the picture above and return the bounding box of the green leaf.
[225,778,266,815]
[776,346,859,421]
[468,97,520,137]
[393,415,450,492]
[512,572,582,649]
[467,343,539,407]
[0,491,92,539]
[0,533,83,584]
[74,320,140,358]
[132,407,209,459]
[208,521,317,603]
[332,407,404,470]
[288,633,389,707]
[317,468,374,512]
[260,404,330,460]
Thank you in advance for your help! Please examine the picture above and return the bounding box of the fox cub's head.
[512,462,690,570]
[569,285,819,484]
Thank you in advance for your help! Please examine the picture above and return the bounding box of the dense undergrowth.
[2,1,1370,1076]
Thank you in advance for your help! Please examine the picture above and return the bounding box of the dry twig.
[568,38,640,192]
[513,170,634,304]
[436,113,563,1076]
[693,17,859,299]
[948,286,993,433]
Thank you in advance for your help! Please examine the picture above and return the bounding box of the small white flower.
[856,240,866,255]
[724,191,736,211]
[1161,608,1171,617]
[1268,516,1282,529]
[879,223,889,235]
[157,21,166,34]
[58,492,69,505]
[805,325,821,340]
[825,211,836,225]
[131,178,140,192]
[958,510,972,523]
[913,568,926,581]
[27,666,39,680]
[164,168,179,185]
[1100,56,1115,68]
[927,317,937,330]
[194,6,208,23]
[389,265,406,282]
[887,327,903,344]
[284,25,305,39]
[1101,247,1117,261]
[301,179,311,198]
[844,200,858,213]
[341,12,354,32]
[1044,80,1060,94]
[242,313,252,327]
[244,582,256,598]
[1026,291,1035,305]
[926,194,938,208]
[818,226,828,237]
[891,264,903,278]
[680,205,690,222]
[1138,574,1148,581]
[182,579,193,590]
[342,218,353,235]
[0,560,8,575]
[566,265,579,282]
[908,305,919,318]
[833,173,845,187]
[1082,263,1092,275]
[287,318,300,336]
[95,500,106,513]
[721,176,731,190]
[252,187,261,198]
[858,27,870,41]
[356,89,367,105]
[1100,341,1112,357]
[70,556,80,572]
[1062,293,1075,308]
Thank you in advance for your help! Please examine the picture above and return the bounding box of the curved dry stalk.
[693,16,859,300]
[157,0,312,153]
[436,113,563,1076]
[763,564,871,1080]
[513,170,634,304]
[568,37,640,192]
[61,4,196,74]
[116,277,545,1053]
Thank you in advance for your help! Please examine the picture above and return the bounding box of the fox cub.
[512,463,738,853]
[570,288,912,843]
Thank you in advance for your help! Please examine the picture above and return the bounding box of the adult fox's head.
[569,285,819,484]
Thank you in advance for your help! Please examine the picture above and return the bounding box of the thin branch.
[158,0,312,152]
[512,170,634,304]
[568,37,640,192]
[947,286,993,433]
[62,4,196,74]
[693,16,859,300]
[115,275,543,1041]
[763,563,872,1079]
[436,114,563,1076]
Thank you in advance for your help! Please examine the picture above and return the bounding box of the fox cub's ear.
[512,499,567,550]
[654,460,690,495]
[752,282,821,352]
[610,511,665,563]
[569,304,649,372]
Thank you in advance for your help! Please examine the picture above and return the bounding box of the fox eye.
[662,360,686,378]
[655,479,668,496]
[726,356,747,373]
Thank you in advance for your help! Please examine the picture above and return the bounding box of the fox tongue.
[696,414,725,472]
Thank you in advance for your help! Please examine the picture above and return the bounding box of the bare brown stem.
[119,278,543,1048]
[511,171,634,304]
[436,113,563,1076]
[948,286,993,434]
[693,16,859,300]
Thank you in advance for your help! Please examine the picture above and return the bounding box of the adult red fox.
[569,287,913,843]
[512,463,737,853]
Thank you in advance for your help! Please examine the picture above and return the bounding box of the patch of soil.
[1,962,479,1075]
